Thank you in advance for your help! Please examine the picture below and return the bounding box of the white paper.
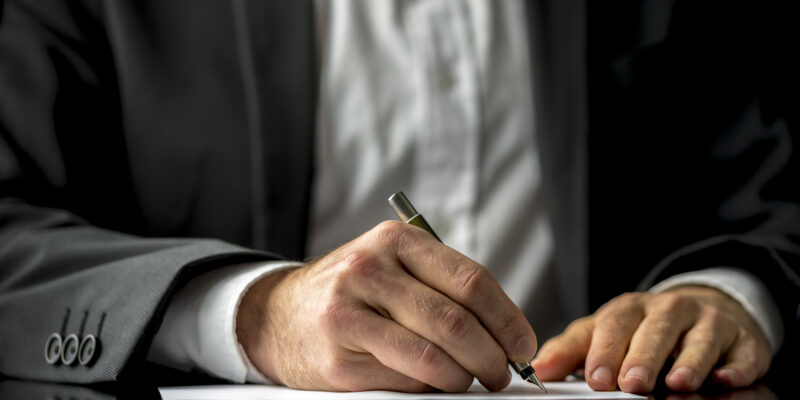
[160,374,646,400]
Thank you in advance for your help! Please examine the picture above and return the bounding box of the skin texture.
[531,286,771,393]
[237,221,535,392]
[238,221,771,393]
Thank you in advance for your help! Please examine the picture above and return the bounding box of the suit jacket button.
[78,334,99,366]
[44,333,62,365]
[61,334,79,365]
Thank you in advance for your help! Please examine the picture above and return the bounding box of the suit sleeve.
[638,105,800,373]
[0,1,278,383]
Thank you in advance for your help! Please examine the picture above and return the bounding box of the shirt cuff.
[649,267,784,354]
[147,260,303,383]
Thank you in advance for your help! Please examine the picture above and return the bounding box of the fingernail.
[513,336,536,361]
[505,368,512,386]
[591,366,613,387]
[625,366,650,384]
[670,367,695,386]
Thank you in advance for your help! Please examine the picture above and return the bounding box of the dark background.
[586,1,798,308]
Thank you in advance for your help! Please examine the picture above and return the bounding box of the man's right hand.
[236,221,537,392]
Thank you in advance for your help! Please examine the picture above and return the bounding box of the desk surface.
[0,379,787,400]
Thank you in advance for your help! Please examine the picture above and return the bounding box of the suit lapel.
[231,0,316,259]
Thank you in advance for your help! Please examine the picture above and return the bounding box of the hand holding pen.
[389,191,547,392]
[237,196,540,392]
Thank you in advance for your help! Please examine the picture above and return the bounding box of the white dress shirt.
[147,0,783,383]
[308,0,563,337]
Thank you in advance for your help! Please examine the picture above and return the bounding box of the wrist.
[236,267,296,384]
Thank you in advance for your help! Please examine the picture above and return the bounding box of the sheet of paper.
[160,374,646,400]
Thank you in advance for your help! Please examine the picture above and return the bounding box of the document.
[160,374,646,400]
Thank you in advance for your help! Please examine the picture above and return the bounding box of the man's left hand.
[531,286,771,393]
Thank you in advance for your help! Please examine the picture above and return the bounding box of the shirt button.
[61,334,79,365]
[44,333,62,365]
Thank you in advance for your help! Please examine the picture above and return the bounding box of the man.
[0,0,797,394]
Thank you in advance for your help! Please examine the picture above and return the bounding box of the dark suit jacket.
[0,0,797,384]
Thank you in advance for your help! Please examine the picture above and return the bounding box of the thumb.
[531,317,594,381]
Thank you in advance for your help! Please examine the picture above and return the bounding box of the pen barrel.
[406,214,442,242]
[387,192,417,222]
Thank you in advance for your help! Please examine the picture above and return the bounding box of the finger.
[585,295,644,391]
[712,333,770,388]
[376,221,538,363]
[531,317,594,381]
[344,307,474,392]
[362,268,510,391]
[665,309,737,391]
[618,294,699,393]
[326,352,434,392]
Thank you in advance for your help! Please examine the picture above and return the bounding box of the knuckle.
[649,315,674,332]
[656,292,688,312]
[735,328,756,344]
[611,292,644,308]
[437,305,472,340]
[702,306,724,321]
[600,314,634,333]
[701,307,731,329]
[415,341,444,371]
[319,301,357,334]
[340,250,382,281]
[454,265,490,302]
[687,329,718,349]
[374,220,409,247]
[323,357,347,380]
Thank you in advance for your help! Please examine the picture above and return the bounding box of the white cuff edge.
[231,262,304,384]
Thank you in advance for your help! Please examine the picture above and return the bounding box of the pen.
[388,191,547,393]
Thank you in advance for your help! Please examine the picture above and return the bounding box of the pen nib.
[526,373,548,393]
[512,362,548,393]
